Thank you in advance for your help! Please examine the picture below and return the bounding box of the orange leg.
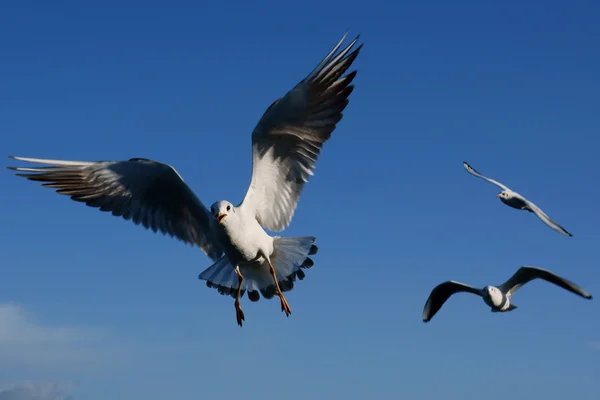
[268,261,292,317]
[234,267,245,327]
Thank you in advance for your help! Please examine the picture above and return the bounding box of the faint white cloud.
[0,303,103,345]
[0,302,227,382]
[587,341,600,350]
[0,382,72,400]
[0,303,109,371]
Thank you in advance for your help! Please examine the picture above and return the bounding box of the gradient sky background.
[1,1,599,399]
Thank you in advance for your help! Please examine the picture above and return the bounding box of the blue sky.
[1,0,599,398]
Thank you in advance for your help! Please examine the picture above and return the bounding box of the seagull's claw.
[280,294,292,317]
[235,300,245,327]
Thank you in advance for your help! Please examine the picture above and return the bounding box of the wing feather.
[239,34,363,231]
[8,156,224,260]
[499,266,592,299]
[522,198,573,237]
[463,161,510,191]
[422,280,482,322]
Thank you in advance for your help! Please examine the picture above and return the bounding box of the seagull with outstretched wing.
[463,161,573,237]
[422,266,592,322]
[8,34,363,327]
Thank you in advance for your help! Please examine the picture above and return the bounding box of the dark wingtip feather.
[248,290,260,302]
[260,285,277,299]
[279,279,294,292]
[301,258,314,269]
[15,173,36,179]
[345,70,358,83]
[352,43,363,56]
[296,269,306,280]
[309,244,318,255]
[204,279,245,299]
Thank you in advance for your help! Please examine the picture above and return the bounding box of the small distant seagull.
[463,161,573,237]
[422,266,592,322]
[7,34,363,327]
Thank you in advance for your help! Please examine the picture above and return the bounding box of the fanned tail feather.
[198,236,318,302]
[199,256,240,297]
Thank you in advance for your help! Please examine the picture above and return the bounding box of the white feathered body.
[499,190,531,212]
[483,286,512,311]
[214,204,273,268]
[198,200,318,302]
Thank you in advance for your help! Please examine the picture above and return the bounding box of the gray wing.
[463,161,510,191]
[8,156,224,260]
[499,266,592,299]
[422,280,483,322]
[238,33,362,232]
[521,197,573,237]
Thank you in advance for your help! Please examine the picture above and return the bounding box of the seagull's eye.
[227,205,231,212]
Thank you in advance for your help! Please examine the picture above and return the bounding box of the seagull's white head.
[210,200,236,225]
[496,191,511,200]
[483,286,503,307]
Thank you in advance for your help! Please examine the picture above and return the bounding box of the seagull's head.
[210,200,235,225]
[496,191,510,200]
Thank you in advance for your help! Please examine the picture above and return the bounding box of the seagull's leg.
[267,261,292,317]
[234,266,245,327]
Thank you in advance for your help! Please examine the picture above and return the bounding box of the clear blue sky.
[1,0,599,399]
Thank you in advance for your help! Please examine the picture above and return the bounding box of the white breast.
[221,209,274,265]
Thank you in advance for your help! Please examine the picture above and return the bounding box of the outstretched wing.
[239,34,362,232]
[499,266,591,299]
[521,197,573,237]
[463,161,510,191]
[422,280,482,322]
[8,156,224,260]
